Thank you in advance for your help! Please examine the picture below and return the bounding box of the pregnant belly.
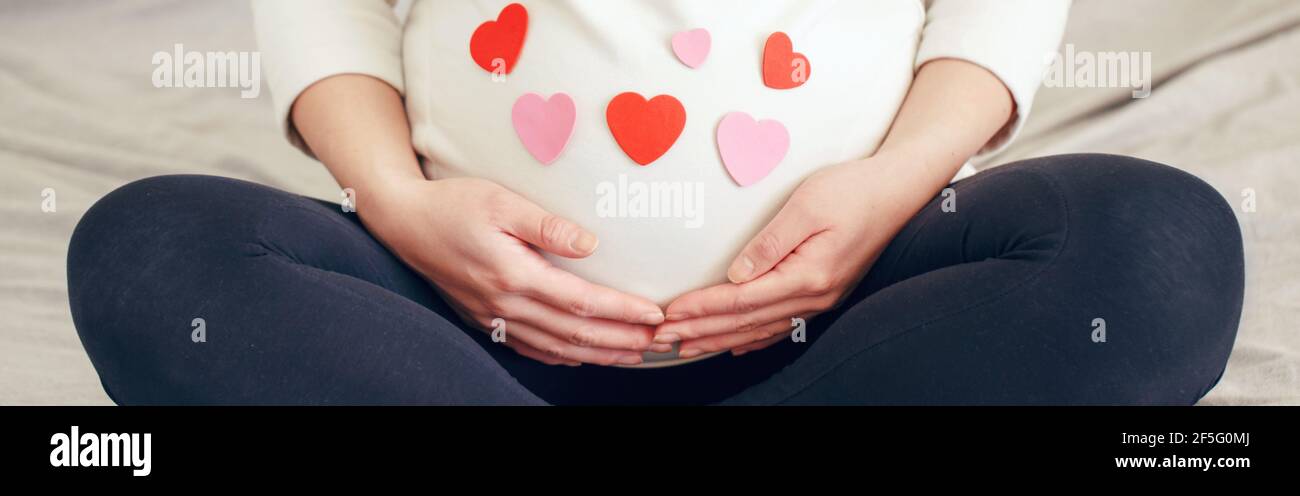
[403,0,923,364]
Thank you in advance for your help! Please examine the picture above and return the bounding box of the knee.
[1034,153,1242,286]
[69,176,254,335]
[69,175,230,289]
[72,176,173,287]
[69,175,276,403]
[1018,154,1243,403]
[70,175,209,325]
[979,153,1243,280]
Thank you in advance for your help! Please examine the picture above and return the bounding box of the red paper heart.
[762,32,810,89]
[606,92,686,166]
[469,3,528,74]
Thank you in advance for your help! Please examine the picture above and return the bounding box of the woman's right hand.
[290,75,660,366]
[362,177,667,367]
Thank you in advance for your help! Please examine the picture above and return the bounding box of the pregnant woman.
[67,0,1244,404]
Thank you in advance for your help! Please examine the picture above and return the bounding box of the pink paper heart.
[716,112,789,187]
[671,28,711,69]
[512,92,576,165]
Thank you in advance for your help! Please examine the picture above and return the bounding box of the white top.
[252,0,1070,306]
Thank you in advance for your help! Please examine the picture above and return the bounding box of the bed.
[1,0,1296,404]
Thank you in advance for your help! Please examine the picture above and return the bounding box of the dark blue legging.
[66,154,1244,404]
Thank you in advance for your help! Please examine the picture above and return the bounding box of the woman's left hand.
[654,155,934,358]
[654,59,1013,359]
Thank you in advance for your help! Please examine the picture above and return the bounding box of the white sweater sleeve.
[250,0,404,158]
[916,0,1071,157]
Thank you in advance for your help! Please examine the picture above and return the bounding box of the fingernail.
[641,311,664,325]
[650,343,674,353]
[732,349,749,357]
[617,355,643,365]
[665,313,689,321]
[728,256,754,283]
[571,232,599,254]
[654,333,679,344]
[564,361,582,367]
[678,348,701,359]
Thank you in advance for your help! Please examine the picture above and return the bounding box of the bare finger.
[655,296,824,343]
[508,295,657,351]
[678,318,801,358]
[522,266,664,325]
[502,320,645,366]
